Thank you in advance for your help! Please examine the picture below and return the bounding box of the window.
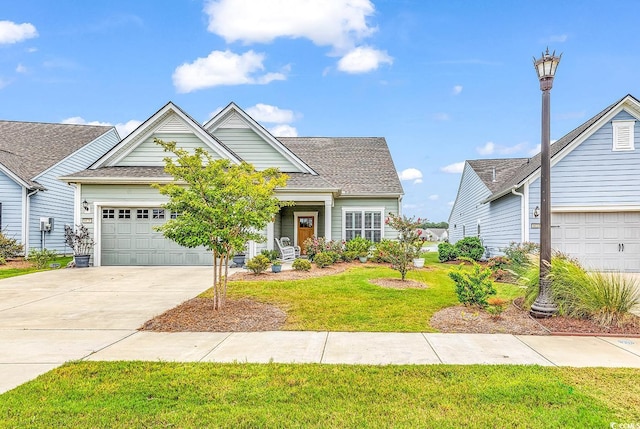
[136,209,149,219]
[118,209,131,219]
[102,209,115,219]
[344,209,384,242]
[170,212,180,219]
[613,120,635,151]
[152,209,165,219]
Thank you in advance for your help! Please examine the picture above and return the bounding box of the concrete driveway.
[0,266,213,393]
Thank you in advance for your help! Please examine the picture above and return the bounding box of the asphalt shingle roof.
[0,120,112,188]
[278,137,403,195]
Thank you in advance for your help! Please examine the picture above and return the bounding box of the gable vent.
[157,115,190,133]
[612,120,635,151]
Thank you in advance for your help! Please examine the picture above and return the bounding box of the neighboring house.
[421,228,448,242]
[60,102,403,266]
[449,94,640,272]
[0,121,119,254]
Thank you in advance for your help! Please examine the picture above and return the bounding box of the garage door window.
[137,209,149,219]
[118,209,131,219]
[152,209,165,219]
[102,209,115,219]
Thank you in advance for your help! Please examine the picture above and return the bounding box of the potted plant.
[358,251,369,263]
[345,236,372,264]
[64,224,94,268]
[261,249,282,273]
[231,252,246,268]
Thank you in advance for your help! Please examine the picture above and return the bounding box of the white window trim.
[293,211,318,247]
[612,120,635,151]
[341,207,385,241]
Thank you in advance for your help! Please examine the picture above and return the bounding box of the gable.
[94,103,240,168]
[205,103,315,174]
[213,127,301,171]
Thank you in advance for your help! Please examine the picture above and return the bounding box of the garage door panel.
[101,207,211,266]
[553,211,639,272]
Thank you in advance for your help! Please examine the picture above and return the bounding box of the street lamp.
[530,48,561,318]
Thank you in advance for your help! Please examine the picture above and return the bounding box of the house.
[60,102,403,266]
[449,94,640,272]
[0,121,119,254]
[420,228,448,242]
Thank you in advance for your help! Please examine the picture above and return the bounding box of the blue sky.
[2,1,639,222]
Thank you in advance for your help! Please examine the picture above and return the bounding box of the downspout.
[511,188,525,243]
[24,189,40,254]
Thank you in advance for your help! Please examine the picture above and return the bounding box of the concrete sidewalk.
[1,266,640,395]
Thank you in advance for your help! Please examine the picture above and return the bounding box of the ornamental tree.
[385,213,424,280]
[152,138,289,309]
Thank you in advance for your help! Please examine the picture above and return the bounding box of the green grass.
[0,361,638,428]
[0,256,73,280]
[205,252,521,332]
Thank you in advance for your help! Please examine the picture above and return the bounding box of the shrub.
[27,248,58,269]
[487,256,510,271]
[0,230,23,261]
[261,249,279,262]
[0,256,6,265]
[314,252,333,268]
[292,258,311,271]
[342,250,358,262]
[324,251,341,264]
[448,261,496,307]
[345,236,372,257]
[246,254,270,274]
[303,237,344,261]
[454,236,484,261]
[486,297,508,319]
[504,241,539,269]
[438,242,458,262]
[370,239,395,263]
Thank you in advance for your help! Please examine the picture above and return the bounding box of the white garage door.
[552,212,640,272]
[101,207,212,266]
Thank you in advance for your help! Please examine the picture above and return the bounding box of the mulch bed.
[369,278,427,289]
[228,261,362,281]
[0,259,33,270]
[140,298,286,332]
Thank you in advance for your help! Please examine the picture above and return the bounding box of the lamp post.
[530,48,561,318]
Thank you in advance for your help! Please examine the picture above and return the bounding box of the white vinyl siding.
[612,120,635,151]
[0,173,24,244]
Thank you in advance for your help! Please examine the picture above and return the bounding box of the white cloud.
[337,46,393,74]
[269,124,298,137]
[528,144,541,156]
[15,63,27,73]
[172,50,286,93]
[62,116,142,138]
[246,103,295,123]
[477,141,495,155]
[428,194,439,201]
[452,85,463,95]
[433,112,450,121]
[0,78,10,89]
[548,34,568,43]
[398,168,423,185]
[441,162,465,174]
[204,0,376,52]
[447,200,455,207]
[0,21,38,44]
[476,141,528,156]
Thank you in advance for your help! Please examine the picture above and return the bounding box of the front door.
[297,216,315,254]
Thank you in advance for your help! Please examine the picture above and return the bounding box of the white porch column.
[324,199,332,241]
[266,221,275,250]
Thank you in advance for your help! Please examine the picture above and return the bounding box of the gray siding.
[332,198,400,241]
[482,192,522,254]
[28,129,120,253]
[0,172,24,244]
[448,163,492,245]
[116,132,222,167]
[550,110,640,206]
[214,128,301,172]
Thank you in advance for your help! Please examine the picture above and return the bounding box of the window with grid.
[118,209,131,219]
[102,209,115,219]
[152,209,165,219]
[136,209,149,219]
[345,210,383,242]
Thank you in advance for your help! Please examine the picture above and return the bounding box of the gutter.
[511,188,525,242]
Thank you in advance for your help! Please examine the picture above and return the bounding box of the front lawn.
[203,252,520,332]
[0,362,638,427]
[0,256,73,280]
